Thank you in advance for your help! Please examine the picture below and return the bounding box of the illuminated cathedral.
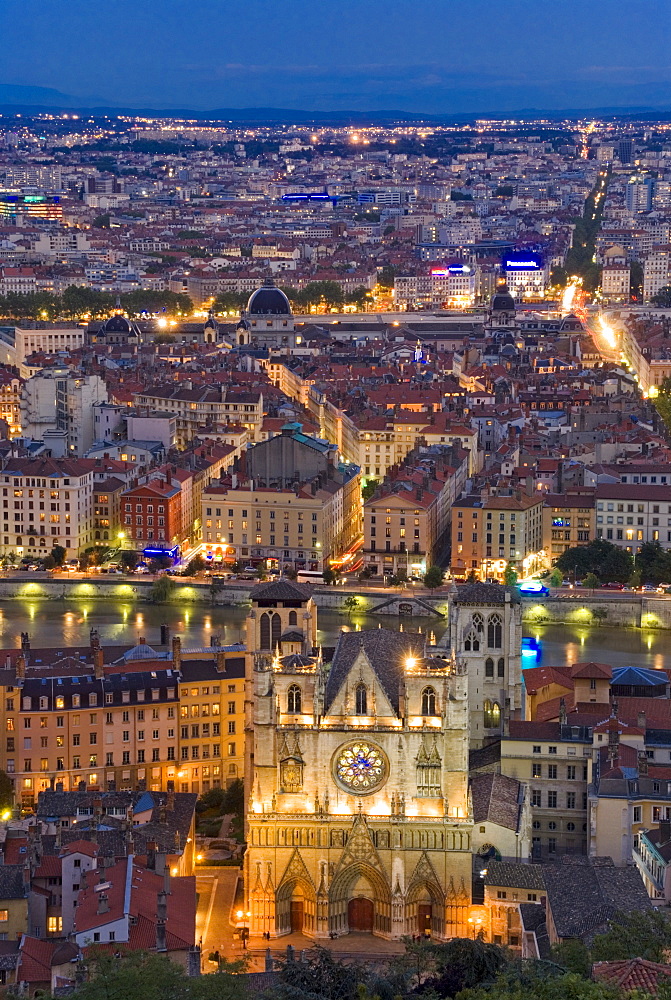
[243,580,473,940]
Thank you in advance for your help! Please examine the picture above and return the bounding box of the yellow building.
[500,720,593,861]
[450,490,545,582]
[177,648,247,795]
[542,489,596,563]
[0,640,249,808]
[202,473,362,574]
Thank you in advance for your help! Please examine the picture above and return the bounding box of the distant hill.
[0,84,670,124]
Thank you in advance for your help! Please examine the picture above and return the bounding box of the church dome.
[101,314,133,334]
[246,278,292,316]
[490,283,515,313]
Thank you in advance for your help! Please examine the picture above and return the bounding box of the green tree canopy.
[590,909,671,963]
[424,565,444,590]
[555,539,633,582]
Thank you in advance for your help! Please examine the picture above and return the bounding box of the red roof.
[593,958,671,994]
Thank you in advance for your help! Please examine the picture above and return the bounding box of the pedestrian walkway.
[244,931,404,971]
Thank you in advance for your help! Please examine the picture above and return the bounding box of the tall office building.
[626,175,653,214]
[618,139,634,165]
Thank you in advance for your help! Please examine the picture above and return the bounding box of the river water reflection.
[0,599,667,672]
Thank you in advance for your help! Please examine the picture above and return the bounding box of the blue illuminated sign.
[504,253,543,271]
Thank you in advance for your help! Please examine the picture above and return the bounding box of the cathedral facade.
[244,581,473,941]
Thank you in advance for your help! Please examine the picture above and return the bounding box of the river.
[0,598,668,672]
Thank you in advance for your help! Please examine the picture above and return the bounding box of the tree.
[503,563,518,587]
[322,568,337,585]
[120,550,139,572]
[591,910,671,963]
[0,770,13,811]
[555,538,632,582]
[362,479,379,501]
[423,566,444,591]
[91,213,111,228]
[51,545,66,567]
[548,568,563,587]
[272,946,370,1000]
[458,972,617,1000]
[185,554,206,575]
[150,575,175,604]
[416,937,509,997]
[343,595,360,620]
[71,949,247,1000]
[652,285,671,307]
[550,939,591,978]
[43,555,56,570]
[583,572,599,589]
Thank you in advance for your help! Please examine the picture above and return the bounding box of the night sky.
[3,0,671,113]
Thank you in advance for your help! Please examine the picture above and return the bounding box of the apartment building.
[1,640,248,807]
[355,413,479,482]
[134,383,263,446]
[21,371,108,456]
[0,457,96,561]
[643,246,671,302]
[363,451,468,578]
[0,371,23,438]
[501,720,593,860]
[542,489,596,562]
[92,477,125,547]
[202,469,361,573]
[178,653,246,794]
[120,476,182,554]
[450,490,545,582]
[595,483,671,553]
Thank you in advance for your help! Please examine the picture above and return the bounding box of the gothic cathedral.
[243,581,473,941]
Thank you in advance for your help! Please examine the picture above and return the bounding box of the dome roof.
[246,278,291,316]
[102,314,133,333]
[491,283,515,313]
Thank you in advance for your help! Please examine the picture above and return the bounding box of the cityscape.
[4,3,671,997]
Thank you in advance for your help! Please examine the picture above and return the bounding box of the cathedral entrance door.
[418,904,432,936]
[290,901,304,932]
[348,896,374,932]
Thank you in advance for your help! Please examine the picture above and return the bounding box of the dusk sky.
[3,0,671,113]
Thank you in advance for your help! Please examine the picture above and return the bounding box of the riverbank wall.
[1,577,670,630]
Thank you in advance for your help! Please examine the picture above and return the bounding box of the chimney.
[215,648,226,673]
[146,840,157,870]
[638,710,646,730]
[15,656,25,680]
[171,636,181,671]
[22,863,31,890]
[89,629,100,653]
[156,916,167,953]
[638,750,649,777]
[97,892,109,915]
[166,789,175,812]
[93,647,104,679]
[20,632,30,652]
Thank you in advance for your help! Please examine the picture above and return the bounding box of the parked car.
[601,581,624,589]
[134,564,150,574]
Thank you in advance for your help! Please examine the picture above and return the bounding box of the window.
[485,657,494,678]
[548,764,557,779]
[483,700,501,729]
[287,685,302,714]
[532,763,541,778]
[355,684,367,715]
[421,687,437,715]
[547,790,557,808]
[47,916,62,933]
[487,614,502,649]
